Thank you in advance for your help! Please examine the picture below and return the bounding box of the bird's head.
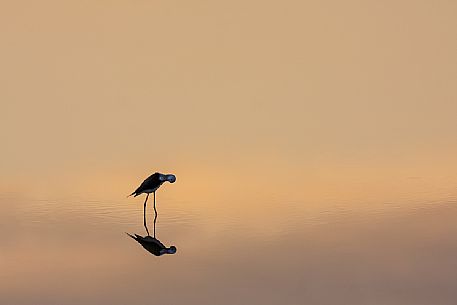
[159,174,176,183]
[167,246,177,254]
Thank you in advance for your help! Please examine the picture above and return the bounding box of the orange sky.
[1,0,456,202]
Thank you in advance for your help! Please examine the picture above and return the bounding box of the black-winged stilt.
[126,233,177,256]
[129,172,176,237]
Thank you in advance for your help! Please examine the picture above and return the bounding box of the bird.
[126,233,177,256]
[129,172,176,237]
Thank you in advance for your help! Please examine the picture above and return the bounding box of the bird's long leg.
[153,192,157,238]
[153,209,157,239]
[143,193,150,236]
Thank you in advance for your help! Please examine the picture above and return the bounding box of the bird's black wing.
[131,172,161,196]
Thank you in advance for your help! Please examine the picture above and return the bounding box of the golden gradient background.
[1,1,457,304]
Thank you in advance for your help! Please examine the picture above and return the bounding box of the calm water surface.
[1,170,457,305]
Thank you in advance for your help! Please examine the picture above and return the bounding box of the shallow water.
[1,173,457,305]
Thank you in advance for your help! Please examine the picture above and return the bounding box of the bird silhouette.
[126,203,177,256]
[127,233,177,256]
[129,172,176,237]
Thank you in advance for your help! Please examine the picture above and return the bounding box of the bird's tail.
[127,191,136,198]
[125,232,137,240]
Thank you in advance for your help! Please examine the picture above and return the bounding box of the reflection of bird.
[129,172,176,237]
[127,233,177,256]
